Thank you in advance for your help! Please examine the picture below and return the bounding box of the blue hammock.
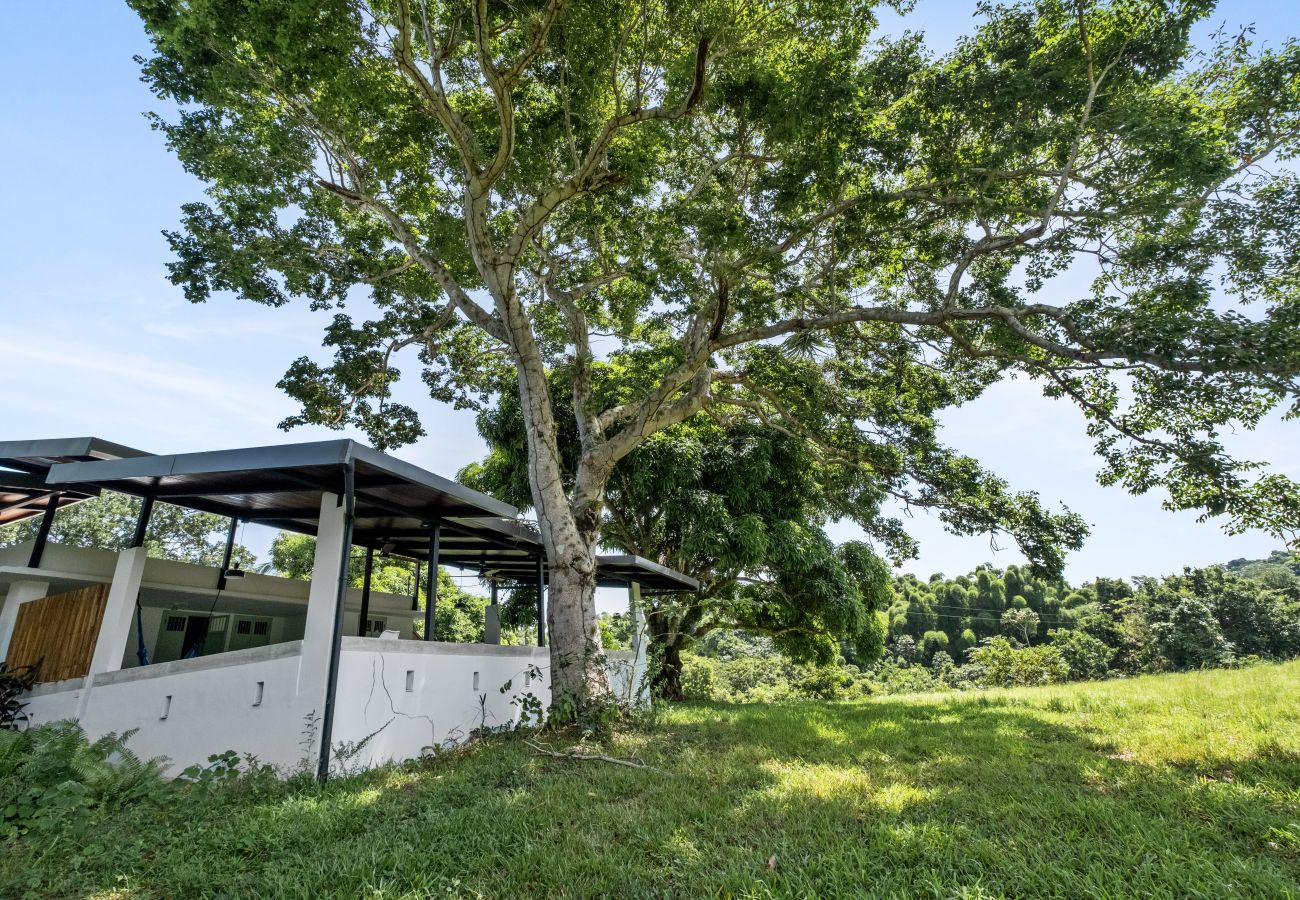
[134,600,151,666]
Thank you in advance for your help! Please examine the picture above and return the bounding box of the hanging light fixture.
[379,541,396,559]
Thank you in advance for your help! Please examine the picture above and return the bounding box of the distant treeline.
[682,552,1300,701]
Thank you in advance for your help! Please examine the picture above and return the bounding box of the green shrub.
[0,664,36,731]
[1,722,167,839]
[1149,598,1235,670]
[1049,628,1112,680]
[920,630,949,661]
[680,655,718,701]
[864,660,941,695]
[967,637,1070,688]
[677,652,869,703]
[793,665,857,701]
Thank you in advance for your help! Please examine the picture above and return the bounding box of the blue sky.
[1,1,1296,594]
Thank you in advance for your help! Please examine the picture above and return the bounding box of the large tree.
[130,0,1300,711]
[462,367,1086,697]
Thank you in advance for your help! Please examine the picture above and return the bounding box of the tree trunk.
[507,344,612,712]
[544,538,606,711]
[653,635,687,702]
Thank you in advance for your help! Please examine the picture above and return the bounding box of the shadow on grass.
[3,696,1298,898]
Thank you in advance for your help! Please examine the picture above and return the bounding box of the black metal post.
[484,579,500,645]
[424,522,440,641]
[358,547,374,636]
[536,555,547,647]
[130,495,155,549]
[26,494,61,569]
[217,517,238,591]
[411,560,422,611]
[317,463,356,783]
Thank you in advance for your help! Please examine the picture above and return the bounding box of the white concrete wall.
[0,541,118,582]
[606,650,638,702]
[13,540,655,778]
[23,678,85,724]
[27,643,312,775]
[0,580,50,660]
[22,637,649,777]
[114,597,417,670]
[330,638,552,771]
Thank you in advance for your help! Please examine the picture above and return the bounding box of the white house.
[0,438,696,778]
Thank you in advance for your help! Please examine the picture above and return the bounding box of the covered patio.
[0,437,696,777]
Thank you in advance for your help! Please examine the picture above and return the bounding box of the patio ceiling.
[0,437,150,528]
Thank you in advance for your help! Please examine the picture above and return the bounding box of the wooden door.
[4,584,109,682]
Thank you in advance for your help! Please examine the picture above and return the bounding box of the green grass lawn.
[5,661,1300,899]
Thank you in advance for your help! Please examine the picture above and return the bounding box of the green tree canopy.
[130,0,1300,708]
[466,401,893,695]
[267,531,489,641]
[0,492,256,569]
[461,365,1089,695]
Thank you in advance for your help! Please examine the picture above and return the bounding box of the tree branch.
[506,36,712,259]
[316,178,508,342]
[395,0,483,179]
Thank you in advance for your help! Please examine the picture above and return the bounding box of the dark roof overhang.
[38,437,697,592]
[0,437,150,527]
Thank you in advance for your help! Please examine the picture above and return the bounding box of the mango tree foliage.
[130,0,1300,709]
[462,368,1086,697]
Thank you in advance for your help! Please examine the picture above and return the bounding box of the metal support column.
[411,560,422,611]
[217,517,238,591]
[130,495,155,549]
[317,463,356,783]
[358,547,374,636]
[26,494,61,569]
[485,580,500,645]
[423,522,440,641]
[535,556,547,647]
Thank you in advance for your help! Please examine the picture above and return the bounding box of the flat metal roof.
[48,438,516,521]
[0,437,151,473]
[593,555,700,592]
[0,437,150,527]
[41,438,697,592]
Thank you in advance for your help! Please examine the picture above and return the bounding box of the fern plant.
[1,722,167,839]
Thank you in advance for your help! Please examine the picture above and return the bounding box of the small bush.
[864,660,942,695]
[1,722,167,839]
[1049,628,1112,681]
[680,656,718,702]
[679,653,868,702]
[968,637,1070,687]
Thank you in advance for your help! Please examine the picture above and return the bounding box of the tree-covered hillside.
[684,553,1300,702]
[883,555,1300,677]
